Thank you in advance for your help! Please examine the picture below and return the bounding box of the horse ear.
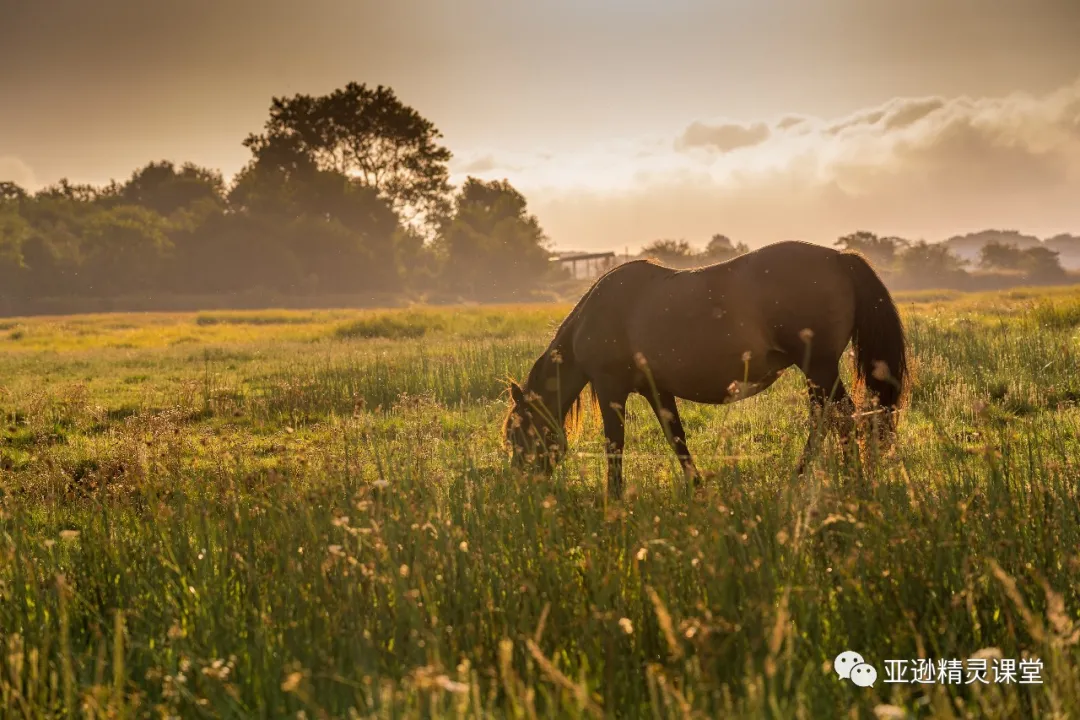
[509,382,526,405]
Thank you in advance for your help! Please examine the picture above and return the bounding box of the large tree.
[227,150,402,291]
[243,82,452,232]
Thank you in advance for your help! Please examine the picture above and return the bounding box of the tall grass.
[0,293,1079,717]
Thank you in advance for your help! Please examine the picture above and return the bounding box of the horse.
[502,240,909,498]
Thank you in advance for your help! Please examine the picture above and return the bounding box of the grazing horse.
[503,240,908,498]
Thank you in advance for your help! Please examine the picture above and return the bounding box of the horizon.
[3,1,1080,252]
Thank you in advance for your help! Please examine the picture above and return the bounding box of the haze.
[2,0,1080,251]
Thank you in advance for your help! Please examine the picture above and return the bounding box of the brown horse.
[503,240,908,497]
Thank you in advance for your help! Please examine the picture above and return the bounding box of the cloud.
[676,120,771,153]
[465,76,1080,251]
[0,157,39,189]
[452,153,505,174]
[775,115,811,131]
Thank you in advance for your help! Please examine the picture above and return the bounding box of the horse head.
[503,380,567,474]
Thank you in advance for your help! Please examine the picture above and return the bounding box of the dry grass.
[1,290,1080,717]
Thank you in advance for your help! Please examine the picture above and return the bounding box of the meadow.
[1,286,1080,718]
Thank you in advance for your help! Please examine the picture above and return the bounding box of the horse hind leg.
[796,358,855,475]
[642,388,700,485]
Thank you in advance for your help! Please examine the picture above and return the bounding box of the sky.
[2,0,1080,251]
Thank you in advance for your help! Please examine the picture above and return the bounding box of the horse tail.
[840,251,909,412]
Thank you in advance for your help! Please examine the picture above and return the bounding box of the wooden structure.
[552,251,618,280]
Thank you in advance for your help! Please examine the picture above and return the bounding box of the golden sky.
[2,0,1079,250]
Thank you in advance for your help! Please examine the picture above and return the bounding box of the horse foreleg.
[642,389,699,485]
[595,385,630,499]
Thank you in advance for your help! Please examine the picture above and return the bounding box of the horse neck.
[528,351,587,426]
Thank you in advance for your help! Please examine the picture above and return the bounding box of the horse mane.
[506,287,600,441]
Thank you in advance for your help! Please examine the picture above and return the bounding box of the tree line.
[831,231,1070,289]
[0,82,555,312]
[640,231,1074,290]
[2,81,1077,315]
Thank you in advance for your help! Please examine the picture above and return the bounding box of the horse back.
[690,241,857,352]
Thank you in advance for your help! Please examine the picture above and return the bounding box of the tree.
[438,177,551,298]
[0,181,28,204]
[835,231,907,270]
[978,241,1024,270]
[34,179,108,204]
[1019,246,1066,281]
[393,226,440,289]
[121,161,225,217]
[895,240,967,284]
[0,208,31,275]
[228,134,317,218]
[702,234,749,262]
[167,212,302,294]
[977,241,1065,280]
[228,151,402,291]
[244,82,452,233]
[79,205,173,296]
[641,239,695,266]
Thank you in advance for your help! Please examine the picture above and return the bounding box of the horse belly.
[631,333,782,405]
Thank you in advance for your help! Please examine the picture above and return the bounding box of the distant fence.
[552,252,618,280]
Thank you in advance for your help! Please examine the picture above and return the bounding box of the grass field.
[2,287,1080,718]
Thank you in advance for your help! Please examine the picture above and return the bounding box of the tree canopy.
[243,82,453,233]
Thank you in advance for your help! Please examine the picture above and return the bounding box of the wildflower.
[459,541,468,552]
[619,618,634,635]
[59,530,80,541]
[281,672,303,693]
[437,675,470,693]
